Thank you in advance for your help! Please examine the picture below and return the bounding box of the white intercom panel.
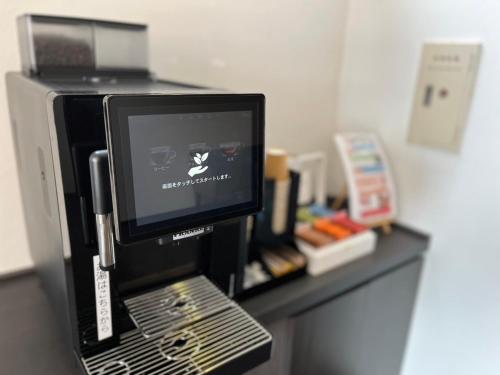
[408,42,481,152]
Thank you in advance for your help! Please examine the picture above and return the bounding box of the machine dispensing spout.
[89,150,116,270]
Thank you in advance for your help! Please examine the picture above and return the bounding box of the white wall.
[337,1,500,374]
[0,0,348,274]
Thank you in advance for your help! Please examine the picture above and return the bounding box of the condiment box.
[296,230,377,276]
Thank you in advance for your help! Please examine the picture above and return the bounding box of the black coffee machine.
[6,14,271,375]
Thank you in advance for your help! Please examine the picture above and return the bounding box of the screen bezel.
[104,93,265,244]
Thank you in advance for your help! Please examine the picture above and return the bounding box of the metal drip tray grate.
[124,275,234,339]
[81,275,272,375]
[82,302,271,375]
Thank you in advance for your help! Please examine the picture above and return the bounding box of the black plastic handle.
[89,150,112,215]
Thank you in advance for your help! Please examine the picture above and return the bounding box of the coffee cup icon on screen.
[220,142,241,160]
[150,146,176,171]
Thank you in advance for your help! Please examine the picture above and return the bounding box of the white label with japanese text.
[93,255,113,341]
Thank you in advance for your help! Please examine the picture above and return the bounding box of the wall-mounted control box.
[408,42,481,153]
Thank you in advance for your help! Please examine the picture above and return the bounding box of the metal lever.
[89,150,115,271]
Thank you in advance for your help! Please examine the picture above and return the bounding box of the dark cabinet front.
[292,260,422,375]
[246,258,423,375]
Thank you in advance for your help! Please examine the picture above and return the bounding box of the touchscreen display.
[128,111,253,226]
[105,94,264,244]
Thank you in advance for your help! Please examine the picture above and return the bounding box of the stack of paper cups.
[265,149,290,235]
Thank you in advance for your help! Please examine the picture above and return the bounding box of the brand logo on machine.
[173,227,206,241]
[157,225,214,245]
[188,152,209,177]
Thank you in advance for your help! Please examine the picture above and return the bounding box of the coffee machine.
[6,14,271,375]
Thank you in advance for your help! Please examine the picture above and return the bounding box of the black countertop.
[0,224,428,374]
[241,224,429,323]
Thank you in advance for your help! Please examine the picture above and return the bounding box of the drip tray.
[124,275,233,339]
[81,276,272,375]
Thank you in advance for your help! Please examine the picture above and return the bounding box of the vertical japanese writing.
[93,256,113,341]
